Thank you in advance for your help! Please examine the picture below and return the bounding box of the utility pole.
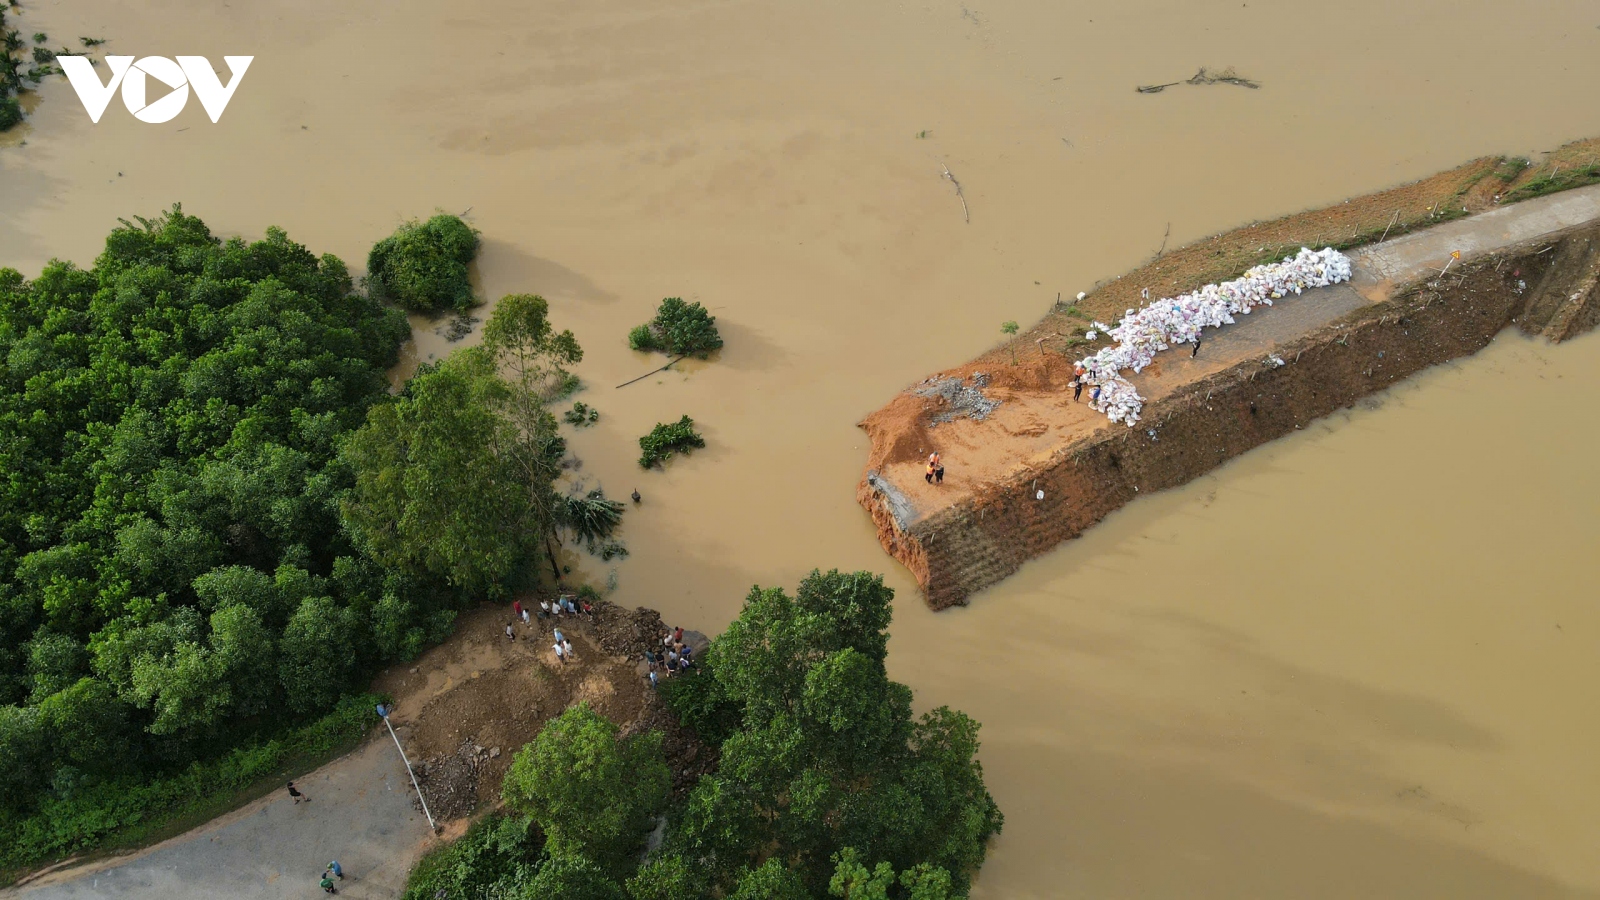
[377,704,436,833]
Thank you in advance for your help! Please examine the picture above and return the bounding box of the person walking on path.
[672,625,684,645]
[1072,375,1084,403]
[520,606,530,627]
[505,623,516,642]
[562,596,577,615]
[325,861,343,881]
[539,600,551,619]
[648,669,659,690]
[553,627,565,645]
[1191,337,1202,358]
[320,873,338,894]
[561,638,573,660]
[553,641,568,664]
[287,781,307,804]
[512,600,522,622]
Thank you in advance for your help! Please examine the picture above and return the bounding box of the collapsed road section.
[859,183,1600,608]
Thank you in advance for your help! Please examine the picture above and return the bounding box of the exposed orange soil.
[862,137,1600,496]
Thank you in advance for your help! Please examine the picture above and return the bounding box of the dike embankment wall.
[859,220,1600,609]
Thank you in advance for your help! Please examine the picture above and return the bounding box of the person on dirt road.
[554,641,568,664]
[287,781,307,804]
[320,873,338,894]
[505,623,515,642]
[325,860,343,880]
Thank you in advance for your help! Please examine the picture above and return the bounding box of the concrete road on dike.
[4,739,436,900]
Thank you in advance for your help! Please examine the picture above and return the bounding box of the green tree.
[625,855,707,900]
[0,205,410,829]
[831,848,897,900]
[675,569,1002,895]
[127,640,231,735]
[208,604,277,717]
[1000,321,1019,364]
[339,350,534,594]
[629,297,723,357]
[501,702,670,872]
[731,858,810,900]
[520,854,628,900]
[481,294,584,576]
[367,214,480,313]
[277,596,359,714]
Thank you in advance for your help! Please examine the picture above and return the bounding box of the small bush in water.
[638,415,705,468]
[367,214,480,313]
[629,297,723,357]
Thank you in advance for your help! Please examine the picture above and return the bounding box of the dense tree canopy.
[366,214,480,313]
[661,570,1003,897]
[628,297,723,358]
[501,702,670,873]
[0,207,516,842]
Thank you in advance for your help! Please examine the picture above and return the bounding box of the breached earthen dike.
[859,183,1600,609]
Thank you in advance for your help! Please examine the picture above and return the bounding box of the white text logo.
[59,56,253,124]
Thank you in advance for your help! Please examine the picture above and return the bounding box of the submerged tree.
[481,292,586,578]
[557,488,625,553]
[629,297,723,358]
[367,214,480,313]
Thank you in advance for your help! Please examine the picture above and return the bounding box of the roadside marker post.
[377,704,437,833]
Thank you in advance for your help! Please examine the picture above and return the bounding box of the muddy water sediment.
[5,0,1600,896]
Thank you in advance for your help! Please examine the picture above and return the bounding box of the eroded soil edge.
[859,224,1600,609]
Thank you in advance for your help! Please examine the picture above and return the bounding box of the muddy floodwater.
[5,0,1600,895]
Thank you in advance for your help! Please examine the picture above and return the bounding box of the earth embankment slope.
[859,178,1600,609]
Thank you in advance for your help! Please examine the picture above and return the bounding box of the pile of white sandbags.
[1078,247,1352,425]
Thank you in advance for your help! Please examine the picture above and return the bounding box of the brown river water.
[4,0,1600,895]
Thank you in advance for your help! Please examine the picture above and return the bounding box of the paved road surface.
[5,738,435,900]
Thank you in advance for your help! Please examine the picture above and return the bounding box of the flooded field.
[3,0,1599,895]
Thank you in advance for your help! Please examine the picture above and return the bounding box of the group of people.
[506,596,594,643]
[551,625,576,664]
[318,859,344,894]
[644,625,696,688]
[924,451,945,485]
[281,781,344,893]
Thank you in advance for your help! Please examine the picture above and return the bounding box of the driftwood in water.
[616,355,687,389]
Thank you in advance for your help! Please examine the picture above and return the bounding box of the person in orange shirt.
[926,452,944,485]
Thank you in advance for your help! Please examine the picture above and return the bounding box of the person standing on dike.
[926,451,942,485]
